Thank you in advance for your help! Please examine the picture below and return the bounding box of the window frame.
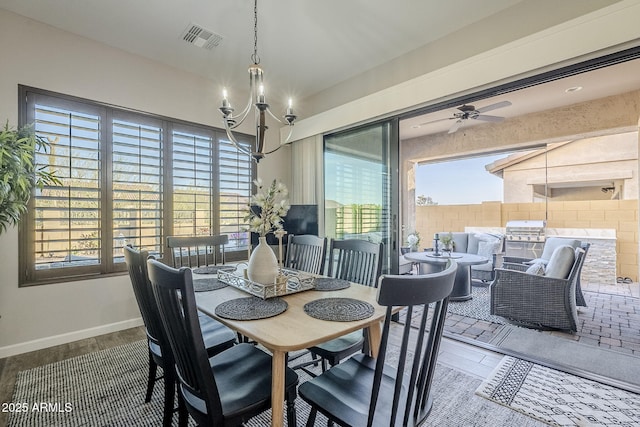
[18,86,255,286]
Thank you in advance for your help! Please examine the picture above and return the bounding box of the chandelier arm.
[265,107,285,124]
[226,100,254,129]
[223,120,252,155]
[263,125,294,154]
[263,144,282,155]
[282,125,295,144]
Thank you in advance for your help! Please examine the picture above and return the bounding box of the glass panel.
[324,123,394,273]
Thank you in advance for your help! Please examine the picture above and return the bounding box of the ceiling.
[1,0,638,141]
[400,58,640,139]
[0,0,522,101]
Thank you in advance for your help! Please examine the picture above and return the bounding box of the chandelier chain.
[252,0,260,65]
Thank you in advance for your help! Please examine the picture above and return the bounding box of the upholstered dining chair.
[123,245,236,427]
[146,259,299,427]
[299,260,457,426]
[166,234,228,268]
[284,234,327,275]
[299,239,383,374]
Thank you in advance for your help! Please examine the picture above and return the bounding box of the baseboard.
[0,318,144,359]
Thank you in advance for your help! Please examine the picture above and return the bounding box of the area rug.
[489,325,640,389]
[447,284,505,324]
[8,340,546,426]
[476,356,640,426]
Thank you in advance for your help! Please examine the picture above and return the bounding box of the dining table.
[193,268,388,427]
[403,251,488,301]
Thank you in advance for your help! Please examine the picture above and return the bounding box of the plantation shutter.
[29,98,104,281]
[111,116,163,263]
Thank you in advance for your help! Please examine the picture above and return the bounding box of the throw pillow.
[525,262,546,276]
[544,245,575,279]
[477,240,500,261]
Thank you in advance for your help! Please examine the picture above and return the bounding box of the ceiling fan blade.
[448,120,463,134]
[418,117,454,126]
[474,114,505,122]
[475,100,512,114]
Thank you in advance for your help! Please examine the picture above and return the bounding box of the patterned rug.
[8,339,546,426]
[476,356,640,426]
[447,284,506,324]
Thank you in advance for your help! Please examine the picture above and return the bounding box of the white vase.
[248,236,279,285]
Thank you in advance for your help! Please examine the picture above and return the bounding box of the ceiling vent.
[181,23,223,50]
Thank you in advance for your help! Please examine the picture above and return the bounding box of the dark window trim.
[18,85,255,286]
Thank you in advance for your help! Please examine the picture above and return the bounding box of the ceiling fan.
[419,100,512,134]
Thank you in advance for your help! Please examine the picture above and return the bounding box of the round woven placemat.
[313,278,351,291]
[215,297,288,320]
[192,265,235,275]
[304,298,374,322]
[193,277,228,292]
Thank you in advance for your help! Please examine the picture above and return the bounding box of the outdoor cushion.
[477,239,501,260]
[526,262,546,276]
[544,245,575,279]
[528,238,581,265]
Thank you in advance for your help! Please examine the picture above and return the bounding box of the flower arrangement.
[439,232,454,251]
[406,231,420,250]
[244,178,290,237]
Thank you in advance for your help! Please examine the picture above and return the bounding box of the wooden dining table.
[194,273,387,427]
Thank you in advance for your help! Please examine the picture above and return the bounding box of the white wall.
[0,9,290,356]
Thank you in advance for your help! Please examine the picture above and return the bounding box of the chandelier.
[219,0,297,163]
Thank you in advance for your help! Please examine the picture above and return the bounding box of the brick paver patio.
[438,280,640,356]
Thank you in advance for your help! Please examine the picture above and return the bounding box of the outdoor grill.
[505,220,546,259]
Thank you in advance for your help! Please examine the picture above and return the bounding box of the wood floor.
[0,325,502,426]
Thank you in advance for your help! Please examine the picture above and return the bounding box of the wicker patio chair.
[490,247,586,332]
[503,241,590,307]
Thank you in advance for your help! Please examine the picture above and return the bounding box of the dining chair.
[166,234,228,268]
[123,245,236,427]
[284,234,327,275]
[146,258,299,427]
[299,260,457,427]
[298,239,383,374]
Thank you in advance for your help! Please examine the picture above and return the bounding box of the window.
[19,87,254,285]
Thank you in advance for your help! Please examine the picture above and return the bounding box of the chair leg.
[177,391,189,427]
[162,366,176,427]
[306,408,317,427]
[286,389,297,427]
[145,350,157,403]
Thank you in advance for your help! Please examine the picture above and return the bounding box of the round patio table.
[403,251,488,301]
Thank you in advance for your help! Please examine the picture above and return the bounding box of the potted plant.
[0,121,60,235]
[439,232,455,252]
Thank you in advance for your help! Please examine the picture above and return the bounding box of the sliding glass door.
[324,120,399,274]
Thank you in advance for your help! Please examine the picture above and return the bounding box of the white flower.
[407,234,419,245]
[244,179,290,237]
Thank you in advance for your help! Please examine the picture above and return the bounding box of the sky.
[415,154,507,205]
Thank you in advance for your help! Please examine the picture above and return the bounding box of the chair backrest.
[327,239,383,287]
[567,247,586,284]
[166,235,228,268]
[284,234,327,275]
[368,260,457,426]
[123,245,166,350]
[147,259,225,424]
[540,237,581,261]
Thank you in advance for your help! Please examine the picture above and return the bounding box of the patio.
[441,279,640,355]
